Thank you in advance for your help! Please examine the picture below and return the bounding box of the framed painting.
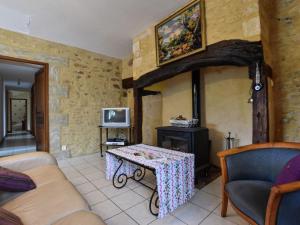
[155,0,206,66]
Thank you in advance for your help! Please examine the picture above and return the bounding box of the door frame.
[0,55,49,152]
[10,98,28,132]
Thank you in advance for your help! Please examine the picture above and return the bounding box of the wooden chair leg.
[221,191,228,217]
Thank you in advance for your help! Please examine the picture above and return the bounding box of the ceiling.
[0,60,41,88]
[0,0,190,58]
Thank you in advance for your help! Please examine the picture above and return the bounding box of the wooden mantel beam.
[133,39,269,145]
[134,40,263,89]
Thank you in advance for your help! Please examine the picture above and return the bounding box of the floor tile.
[79,167,100,175]
[85,171,105,181]
[84,190,107,206]
[105,212,138,225]
[91,177,112,188]
[58,153,249,225]
[69,176,89,186]
[92,200,122,220]
[199,213,236,225]
[64,170,82,179]
[133,185,153,199]
[68,158,86,166]
[213,203,249,225]
[76,182,96,194]
[126,179,142,190]
[111,190,145,210]
[126,200,157,225]
[57,160,70,168]
[73,162,92,170]
[61,167,76,174]
[101,185,130,198]
[149,215,186,225]
[191,190,221,211]
[201,177,221,198]
[172,203,210,225]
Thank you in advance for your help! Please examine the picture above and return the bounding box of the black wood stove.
[156,126,210,179]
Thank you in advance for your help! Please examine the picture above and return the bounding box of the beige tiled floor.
[58,153,249,225]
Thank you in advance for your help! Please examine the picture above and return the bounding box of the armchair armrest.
[0,152,57,172]
[265,182,300,225]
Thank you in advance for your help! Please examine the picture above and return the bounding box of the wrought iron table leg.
[132,167,146,181]
[149,186,159,216]
[112,159,128,189]
[110,155,159,216]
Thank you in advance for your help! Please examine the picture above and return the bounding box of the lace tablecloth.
[106,144,195,218]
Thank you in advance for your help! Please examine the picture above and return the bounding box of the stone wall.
[132,0,261,79]
[0,28,123,158]
[130,0,260,161]
[270,0,300,141]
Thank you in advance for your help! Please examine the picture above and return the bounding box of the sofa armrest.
[0,152,57,172]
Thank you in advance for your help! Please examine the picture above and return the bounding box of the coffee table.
[106,144,195,218]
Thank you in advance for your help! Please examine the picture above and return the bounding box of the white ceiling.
[0,61,41,88]
[0,0,190,58]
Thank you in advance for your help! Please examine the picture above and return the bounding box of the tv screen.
[102,108,130,127]
[104,109,126,123]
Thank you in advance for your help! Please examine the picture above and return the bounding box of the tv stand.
[99,126,134,157]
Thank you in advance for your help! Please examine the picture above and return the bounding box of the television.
[102,108,130,127]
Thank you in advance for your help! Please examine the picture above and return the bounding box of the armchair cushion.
[226,148,300,183]
[275,154,300,185]
[226,180,273,225]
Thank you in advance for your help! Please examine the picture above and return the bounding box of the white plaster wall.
[203,66,253,166]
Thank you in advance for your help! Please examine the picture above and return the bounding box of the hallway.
[0,131,36,156]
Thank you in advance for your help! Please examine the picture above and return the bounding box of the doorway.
[10,98,28,132]
[0,55,49,154]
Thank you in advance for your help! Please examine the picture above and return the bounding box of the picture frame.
[155,0,206,67]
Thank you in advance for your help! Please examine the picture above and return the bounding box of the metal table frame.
[106,151,159,216]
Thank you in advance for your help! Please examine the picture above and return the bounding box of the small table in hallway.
[105,144,195,218]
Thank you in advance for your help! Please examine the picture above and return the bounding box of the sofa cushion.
[0,152,57,172]
[226,180,272,225]
[276,154,300,185]
[0,167,36,192]
[0,208,23,225]
[0,165,67,206]
[3,180,89,225]
[23,165,66,187]
[52,211,106,225]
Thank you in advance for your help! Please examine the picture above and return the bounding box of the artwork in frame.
[155,0,206,66]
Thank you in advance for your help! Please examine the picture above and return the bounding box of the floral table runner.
[106,144,195,218]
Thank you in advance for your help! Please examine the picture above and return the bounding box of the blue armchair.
[217,143,300,225]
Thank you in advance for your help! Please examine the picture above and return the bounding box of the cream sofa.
[0,152,105,225]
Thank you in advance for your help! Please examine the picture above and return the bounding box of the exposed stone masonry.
[0,28,123,158]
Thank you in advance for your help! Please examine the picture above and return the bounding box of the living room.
[0,0,299,225]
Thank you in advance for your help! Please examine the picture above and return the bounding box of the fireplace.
[156,126,210,178]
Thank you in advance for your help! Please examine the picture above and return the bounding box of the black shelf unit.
[99,126,134,157]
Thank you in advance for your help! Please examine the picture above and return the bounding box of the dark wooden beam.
[122,77,133,89]
[134,40,263,89]
[250,62,270,143]
[192,70,201,126]
[132,39,268,146]
[142,90,161,96]
[133,87,143,144]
